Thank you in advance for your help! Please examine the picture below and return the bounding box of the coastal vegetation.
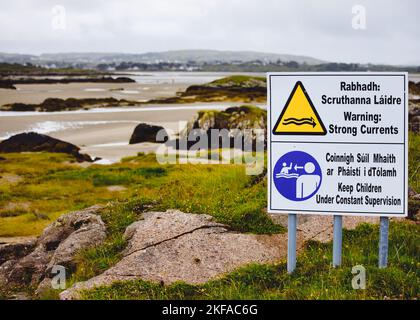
[0,97,138,112]
[0,62,103,76]
[147,75,267,104]
[0,151,279,237]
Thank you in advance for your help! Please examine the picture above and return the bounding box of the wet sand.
[0,71,241,105]
[0,82,188,105]
[0,104,238,162]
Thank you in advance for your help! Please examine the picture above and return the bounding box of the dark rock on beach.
[0,81,16,89]
[0,132,93,162]
[129,123,168,144]
[0,76,135,88]
[1,97,137,112]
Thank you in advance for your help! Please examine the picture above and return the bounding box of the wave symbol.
[282,117,316,128]
[275,173,299,179]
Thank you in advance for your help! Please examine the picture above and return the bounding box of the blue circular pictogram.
[273,151,322,201]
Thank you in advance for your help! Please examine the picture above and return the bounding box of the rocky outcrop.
[60,210,287,299]
[146,75,267,104]
[0,76,134,89]
[408,187,420,220]
[185,75,266,94]
[129,123,168,144]
[409,81,420,97]
[174,105,266,150]
[0,132,93,162]
[0,81,16,89]
[0,205,106,294]
[0,238,37,266]
[409,101,420,133]
[1,97,137,112]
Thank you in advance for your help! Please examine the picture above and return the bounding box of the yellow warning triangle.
[273,81,326,135]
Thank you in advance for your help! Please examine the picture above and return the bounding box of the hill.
[0,50,325,65]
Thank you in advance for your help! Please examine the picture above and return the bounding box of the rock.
[409,81,420,97]
[0,205,106,293]
[106,185,127,192]
[176,106,266,151]
[0,132,93,162]
[409,102,420,133]
[0,238,36,265]
[1,97,137,112]
[409,187,418,198]
[60,210,288,299]
[146,76,267,104]
[129,123,168,144]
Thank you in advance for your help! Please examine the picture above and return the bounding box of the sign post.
[287,213,297,273]
[378,216,389,268]
[332,215,343,267]
[267,73,408,271]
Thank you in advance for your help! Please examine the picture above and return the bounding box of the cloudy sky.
[0,0,418,65]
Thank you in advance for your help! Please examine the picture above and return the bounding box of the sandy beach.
[0,104,240,162]
[0,72,244,162]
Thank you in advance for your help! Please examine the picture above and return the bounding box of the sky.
[0,0,419,65]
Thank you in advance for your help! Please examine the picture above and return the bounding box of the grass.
[80,221,419,300]
[147,76,267,104]
[0,151,280,237]
[209,75,266,86]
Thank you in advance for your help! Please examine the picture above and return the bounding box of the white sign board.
[267,72,408,217]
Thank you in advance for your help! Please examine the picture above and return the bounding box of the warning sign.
[267,73,408,217]
[273,81,326,135]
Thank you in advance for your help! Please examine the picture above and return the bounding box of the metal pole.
[378,216,389,268]
[287,213,297,273]
[333,215,343,267]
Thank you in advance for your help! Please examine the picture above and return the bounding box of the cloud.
[0,0,418,64]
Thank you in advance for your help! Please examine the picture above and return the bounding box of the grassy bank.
[0,152,279,237]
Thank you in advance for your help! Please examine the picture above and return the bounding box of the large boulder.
[0,205,106,294]
[60,210,287,299]
[129,123,168,144]
[0,132,93,162]
[176,105,266,150]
